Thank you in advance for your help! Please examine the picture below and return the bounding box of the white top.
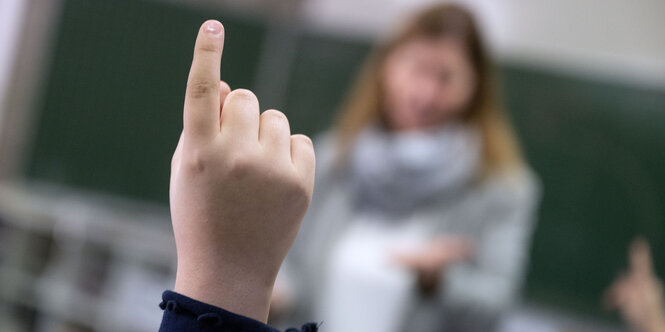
[317,213,430,332]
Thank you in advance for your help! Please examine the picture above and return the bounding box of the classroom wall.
[1,0,664,322]
[303,0,665,88]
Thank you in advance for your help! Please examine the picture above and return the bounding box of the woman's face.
[381,37,476,131]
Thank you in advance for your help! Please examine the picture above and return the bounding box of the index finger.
[630,237,653,277]
[183,20,225,142]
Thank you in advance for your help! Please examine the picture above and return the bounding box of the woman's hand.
[605,238,665,332]
[392,236,474,294]
[169,20,315,323]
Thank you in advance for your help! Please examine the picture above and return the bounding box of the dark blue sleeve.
[158,290,319,332]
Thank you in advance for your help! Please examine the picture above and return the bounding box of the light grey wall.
[0,0,64,179]
[301,0,665,88]
[0,0,29,133]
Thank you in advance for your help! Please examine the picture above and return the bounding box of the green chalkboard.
[501,64,665,317]
[27,0,266,202]
[25,0,665,320]
[282,34,370,136]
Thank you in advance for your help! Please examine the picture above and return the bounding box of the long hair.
[334,3,524,176]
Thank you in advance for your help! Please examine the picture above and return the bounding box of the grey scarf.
[349,123,481,218]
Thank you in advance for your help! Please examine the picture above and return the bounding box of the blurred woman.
[275,3,541,332]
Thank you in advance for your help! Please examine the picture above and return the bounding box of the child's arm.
[165,19,315,325]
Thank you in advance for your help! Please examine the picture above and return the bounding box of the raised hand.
[605,238,665,332]
[169,20,315,322]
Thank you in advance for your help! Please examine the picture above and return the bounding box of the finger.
[221,89,260,144]
[183,20,225,142]
[219,80,231,127]
[630,237,654,277]
[259,110,291,159]
[604,275,628,309]
[290,134,315,191]
[390,251,421,267]
[170,132,185,187]
[431,236,474,261]
[392,248,433,268]
[451,240,475,260]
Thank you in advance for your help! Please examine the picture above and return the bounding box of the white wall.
[0,0,29,133]
[302,0,665,88]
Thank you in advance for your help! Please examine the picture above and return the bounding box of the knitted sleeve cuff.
[158,290,319,332]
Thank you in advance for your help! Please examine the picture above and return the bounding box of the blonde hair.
[334,3,524,176]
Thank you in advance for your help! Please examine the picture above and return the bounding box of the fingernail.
[205,21,222,35]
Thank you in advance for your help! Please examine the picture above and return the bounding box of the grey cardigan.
[281,132,541,332]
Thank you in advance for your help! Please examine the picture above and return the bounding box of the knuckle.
[289,180,313,206]
[197,43,220,54]
[263,109,287,120]
[226,153,256,178]
[171,153,179,169]
[183,148,210,174]
[184,157,206,174]
[171,147,181,169]
[186,80,217,99]
[261,109,288,128]
[286,166,313,198]
[292,135,316,163]
[292,134,313,147]
[229,88,257,102]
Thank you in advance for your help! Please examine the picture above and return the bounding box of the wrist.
[648,315,665,332]
[174,260,275,323]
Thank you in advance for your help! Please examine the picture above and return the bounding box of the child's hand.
[605,238,665,332]
[392,236,474,294]
[169,20,315,322]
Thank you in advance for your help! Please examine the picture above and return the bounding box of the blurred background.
[0,0,664,331]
